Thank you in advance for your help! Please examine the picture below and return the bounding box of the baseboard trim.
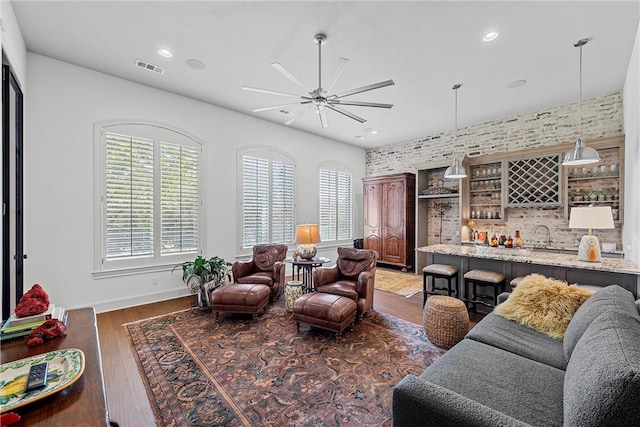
[92,288,192,314]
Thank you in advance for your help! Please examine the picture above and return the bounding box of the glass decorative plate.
[0,348,85,413]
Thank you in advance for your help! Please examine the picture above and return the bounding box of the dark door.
[2,62,25,321]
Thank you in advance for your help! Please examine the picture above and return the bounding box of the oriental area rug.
[124,301,443,426]
[374,268,423,297]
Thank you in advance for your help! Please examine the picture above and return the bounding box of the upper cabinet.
[506,153,562,207]
[564,144,624,223]
[460,135,624,224]
[469,162,504,221]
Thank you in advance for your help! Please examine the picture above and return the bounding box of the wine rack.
[506,154,562,207]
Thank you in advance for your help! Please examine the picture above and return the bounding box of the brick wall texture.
[366,91,624,251]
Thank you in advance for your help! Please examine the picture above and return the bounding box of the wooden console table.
[0,307,111,426]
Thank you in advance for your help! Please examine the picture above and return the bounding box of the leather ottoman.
[292,292,357,337]
[210,283,270,321]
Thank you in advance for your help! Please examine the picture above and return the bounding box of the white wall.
[623,20,640,265]
[0,0,26,85]
[24,53,366,312]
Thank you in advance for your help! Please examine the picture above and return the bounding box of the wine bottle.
[483,232,490,246]
[498,228,506,247]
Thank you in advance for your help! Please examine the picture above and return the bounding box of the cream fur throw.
[494,274,594,340]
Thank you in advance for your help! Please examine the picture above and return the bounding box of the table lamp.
[569,206,614,262]
[295,224,321,260]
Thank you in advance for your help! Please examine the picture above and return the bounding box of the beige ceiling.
[10,1,640,149]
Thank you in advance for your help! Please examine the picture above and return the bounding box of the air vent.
[278,109,293,115]
[135,59,165,75]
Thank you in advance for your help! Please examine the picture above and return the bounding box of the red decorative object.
[0,412,21,425]
[26,319,67,347]
[14,284,50,318]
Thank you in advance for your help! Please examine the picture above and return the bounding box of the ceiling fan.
[242,33,395,128]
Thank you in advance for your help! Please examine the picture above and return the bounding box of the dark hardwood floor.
[96,280,482,426]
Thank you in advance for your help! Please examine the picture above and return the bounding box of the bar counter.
[417,244,640,297]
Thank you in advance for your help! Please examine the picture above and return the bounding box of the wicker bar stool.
[422,264,459,306]
[464,270,505,312]
[423,295,469,349]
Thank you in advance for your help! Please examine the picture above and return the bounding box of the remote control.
[24,362,48,392]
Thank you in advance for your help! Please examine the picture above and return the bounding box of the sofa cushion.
[422,339,565,426]
[466,312,567,370]
[563,285,638,361]
[494,274,593,339]
[564,309,640,426]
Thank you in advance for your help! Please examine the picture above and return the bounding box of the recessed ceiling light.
[483,31,500,42]
[158,49,173,58]
[371,130,379,135]
[186,58,206,70]
[508,79,527,88]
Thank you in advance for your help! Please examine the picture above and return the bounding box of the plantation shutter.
[161,142,199,255]
[242,153,295,248]
[319,168,353,241]
[271,160,295,244]
[337,171,353,240]
[242,156,270,247]
[104,132,154,259]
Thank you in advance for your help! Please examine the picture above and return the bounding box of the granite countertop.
[417,244,640,276]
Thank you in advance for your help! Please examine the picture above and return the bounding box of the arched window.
[240,148,295,249]
[94,121,202,273]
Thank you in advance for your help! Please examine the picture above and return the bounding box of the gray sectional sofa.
[392,285,640,426]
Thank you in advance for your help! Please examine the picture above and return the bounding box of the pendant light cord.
[574,38,588,138]
[453,83,461,153]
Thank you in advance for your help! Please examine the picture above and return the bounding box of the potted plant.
[173,255,232,307]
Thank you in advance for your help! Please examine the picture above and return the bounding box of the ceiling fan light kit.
[242,33,395,128]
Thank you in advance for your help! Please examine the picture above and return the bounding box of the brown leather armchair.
[313,247,377,319]
[232,244,288,301]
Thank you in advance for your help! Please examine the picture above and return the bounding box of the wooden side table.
[0,307,112,426]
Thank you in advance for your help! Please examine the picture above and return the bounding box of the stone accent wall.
[366,91,624,252]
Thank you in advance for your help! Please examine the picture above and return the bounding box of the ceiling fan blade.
[332,79,395,99]
[242,86,307,99]
[284,106,311,126]
[325,104,367,123]
[317,106,329,128]
[272,62,313,93]
[329,100,393,109]
[324,57,350,94]
[252,101,311,113]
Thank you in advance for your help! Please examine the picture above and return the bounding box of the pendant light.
[444,83,467,179]
[562,38,600,165]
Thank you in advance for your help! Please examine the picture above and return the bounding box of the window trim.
[237,146,296,254]
[93,120,206,277]
[317,161,354,244]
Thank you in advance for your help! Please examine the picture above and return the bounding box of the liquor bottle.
[514,230,524,249]
[490,229,499,247]
[506,230,513,248]
[483,232,490,246]
[498,228,506,247]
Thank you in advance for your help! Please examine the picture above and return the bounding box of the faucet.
[532,224,551,247]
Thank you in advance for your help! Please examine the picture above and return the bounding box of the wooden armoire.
[362,173,415,271]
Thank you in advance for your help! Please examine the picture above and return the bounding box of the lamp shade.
[569,206,614,230]
[295,224,321,244]
[569,206,614,263]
